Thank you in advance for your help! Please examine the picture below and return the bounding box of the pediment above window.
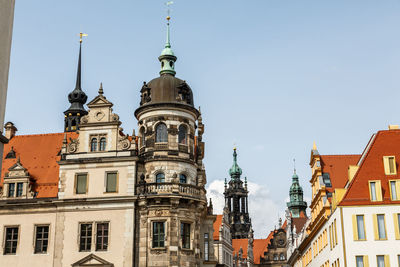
[71,254,114,267]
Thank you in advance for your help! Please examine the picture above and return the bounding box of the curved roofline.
[134,102,200,119]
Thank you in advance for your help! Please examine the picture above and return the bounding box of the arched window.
[140,127,145,147]
[156,123,168,143]
[273,254,278,261]
[99,137,106,151]
[91,138,97,152]
[279,253,285,260]
[156,173,165,183]
[179,174,187,184]
[178,125,187,144]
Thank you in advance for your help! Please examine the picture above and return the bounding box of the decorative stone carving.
[95,111,105,121]
[111,113,119,122]
[155,209,163,217]
[80,115,89,124]
[118,135,131,150]
[67,138,79,153]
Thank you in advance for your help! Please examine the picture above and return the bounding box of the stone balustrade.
[137,182,202,198]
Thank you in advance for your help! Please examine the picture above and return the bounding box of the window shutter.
[352,215,358,241]
[394,213,400,240]
[376,181,383,201]
[383,157,390,175]
[363,255,369,267]
[384,255,390,267]
[373,214,379,240]
[396,181,400,200]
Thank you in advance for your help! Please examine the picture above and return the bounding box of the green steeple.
[229,148,242,180]
[287,169,307,218]
[158,16,177,76]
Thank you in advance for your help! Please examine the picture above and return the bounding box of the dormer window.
[2,159,35,199]
[91,138,98,152]
[90,134,107,152]
[156,123,168,143]
[383,156,397,175]
[8,183,15,197]
[99,137,106,151]
[178,125,187,144]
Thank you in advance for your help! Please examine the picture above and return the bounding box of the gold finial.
[79,32,88,43]
[313,141,317,150]
[233,142,237,151]
[166,1,173,21]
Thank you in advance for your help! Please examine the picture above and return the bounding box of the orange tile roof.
[253,232,274,264]
[1,132,77,198]
[232,238,249,259]
[320,154,360,193]
[340,129,400,206]
[213,215,223,240]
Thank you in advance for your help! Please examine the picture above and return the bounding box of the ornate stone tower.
[286,170,307,218]
[135,16,215,267]
[64,38,88,132]
[224,148,252,239]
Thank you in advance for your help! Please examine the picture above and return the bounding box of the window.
[96,222,109,251]
[181,223,190,249]
[155,123,168,143]
[280,253,285,260]
[79,223,92,251]
[374,214,387,240]
[140,127,145,147]
[383,156,397,175]
[323,173,332,187]
[91,138,97,152]
[204,233,209,261]
[4,227,18,255]
[178,125,187,144]
[377,255,385,267]
[369,181,382,201]
[179,174,187,184]
[353,215,366,240]
[16,183,23,197]
[8,183,15,197]
[356,256,367,267]
[34,225,49,254]
[106,172,117,193]
[273,254,278,261]
[390,180,400,200]
[398,255,400,267]
[76,174,87,194]
[99,137,106,151]
[395,213,400,240]
[156,173,165,183]
[152,222,165,248]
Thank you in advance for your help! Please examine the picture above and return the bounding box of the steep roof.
[232,239,249,259]
[340,129,400,206]
[320,154,360,193]
[291,217,308,233]
[253,232,274,264]
[213,215,223,241]
[1,132,77,198]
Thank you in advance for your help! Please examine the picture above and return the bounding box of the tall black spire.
[224,148,252,239]
[64,37,88,132]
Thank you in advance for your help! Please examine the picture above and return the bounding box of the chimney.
[4,122,17,140]
[388,125,399,130]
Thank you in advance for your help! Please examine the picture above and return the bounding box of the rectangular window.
[8,183,15,197]
[354,215,366,240]
[96,222,109,251]
[204,233,209,261]
[16,183,23,197]
[369,180,382,201]
[384,156,397,175]
[76,174,87,194]
[396,214,400,239]
[356,256,364,267]
[106,172,117,193]
[152,222,165,248]
[181,223,190,249]
[398,255,400,267]
[4,227,19,255]
[79,223,92,251]
[370,181,377,200]
[377,214,387,239]
[377,255,385,267]
[391,181,398,200]
[34,225,49,254]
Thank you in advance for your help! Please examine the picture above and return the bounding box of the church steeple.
[287,167,307,218]
[229,148,243,181]
[64,34,88,132]
[158,15,177,76]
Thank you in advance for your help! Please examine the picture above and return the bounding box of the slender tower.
[64,33,88,132]
[135,11,214,267]
[286,167,307,218]
[224,148,252,239]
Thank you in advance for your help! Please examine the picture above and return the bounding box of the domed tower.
[224,148,252,239]
[286,170,307,218]
[135,16,214,267]
[64,38,88,132]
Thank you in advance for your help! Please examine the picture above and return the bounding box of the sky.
[6,0,400,238]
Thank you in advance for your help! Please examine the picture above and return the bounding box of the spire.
[98,82,104,95]
[287,163,307,218]
[75,42,82,91]
[229,147,242,180]
[158,5,177,76]
[313,141,317,150]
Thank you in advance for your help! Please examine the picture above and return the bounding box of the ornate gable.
[1,158,35,199]
[71,253,114,267]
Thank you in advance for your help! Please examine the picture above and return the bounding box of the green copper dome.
[287,171,307,218]
[229,148,242,180]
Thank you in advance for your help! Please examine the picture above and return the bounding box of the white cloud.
[206,179,283,238]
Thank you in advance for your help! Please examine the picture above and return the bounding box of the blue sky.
[6,0,400,236]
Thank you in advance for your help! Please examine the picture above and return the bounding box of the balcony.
[137,182,202,199]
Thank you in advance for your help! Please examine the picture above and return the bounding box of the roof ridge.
[320,154,360,157]
[11,132,76,138]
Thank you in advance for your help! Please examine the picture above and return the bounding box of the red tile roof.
[320,154,360,193]
[232,238,249,259]
[213,215,223,240]
[1,132,77,198]
[291,217,308,233]
[340,129,400,206]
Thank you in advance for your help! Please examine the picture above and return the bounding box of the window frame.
[179,174,187,184]
[95,222,109,251]
[375,214,387,240]
[34,224,50,254]
[3,226,19,255]
[204,233,209,261]
[8,183,15,197]
[353,214,366,241]
[105,171,118,193]
[140,127,146,147]
[178,124,188,145]
[155,123,168,143]
[99,137,107,151]
[152,221,166,248]
[389,180,400,201]
[156,173,165,183]
[383,156,397,175]
[180,222,191,249]
[78,222,93,252]
[75,173,88,195]
[90,137,98,152]
[369,180,382,201]
[16,182,23,197]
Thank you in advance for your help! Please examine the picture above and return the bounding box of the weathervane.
[166,1,173,21]
[79,32,88,43]
[293,158,296,174]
